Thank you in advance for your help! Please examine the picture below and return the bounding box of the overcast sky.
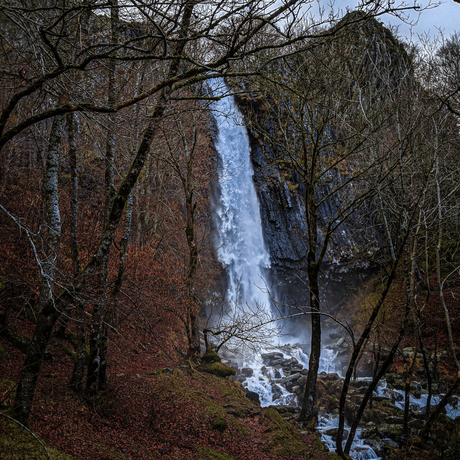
[320,1,458,41]
[381,0,458,39]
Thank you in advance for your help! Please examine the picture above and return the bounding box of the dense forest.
[1,1,460,459]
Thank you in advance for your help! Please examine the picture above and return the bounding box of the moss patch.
[211,416,227,433]
[197,446,236,460]
[213,378,256,418]
[260,407,312,458]
[202,349,221,363]
[312,435,327,452]
[155,369,249,436]
[198,361,236,378]
[0,417,74,459]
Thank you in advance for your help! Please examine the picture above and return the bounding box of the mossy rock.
[327,453,346,460]
[197,446,236,460]
[155,369,249,437]
[199,362,236,378]
[0,342,8,364]
[0,418,73,459]
[211,416,227,433]
[312,434,328,452]
[213,378,257,418]
[261,407,311,457]
[201,349,221,364]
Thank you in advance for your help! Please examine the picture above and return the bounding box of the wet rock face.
[233,95,382,279]
[246,131,309,273]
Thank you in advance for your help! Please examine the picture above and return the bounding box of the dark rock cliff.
[232,12,412,281]
[235,95,381,280]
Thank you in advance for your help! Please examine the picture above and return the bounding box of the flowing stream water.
[209,80,459,460]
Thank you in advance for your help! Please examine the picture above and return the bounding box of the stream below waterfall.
[209,79,460,460]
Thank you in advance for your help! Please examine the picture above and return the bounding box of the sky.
[379,0,458,39]
[317,1,459,41]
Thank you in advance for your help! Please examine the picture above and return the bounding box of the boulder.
[377,423,403,441]
[281,357,298,367]
[318,372,341,382]
[261,352,284,362]
[240,367,253,377]
[363,438,382,453]
[201,349,221,363]
[245,390,260,404]
[325,428,349,441]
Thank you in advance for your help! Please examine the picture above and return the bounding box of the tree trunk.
[69,316,87,392]
[185,191,200,356]
[99,193,133,389]
[299,262,321,423]
[12,0,197,423]
[58,112,80,337]
[13,113,64,425]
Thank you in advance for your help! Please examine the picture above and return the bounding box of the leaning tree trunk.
[13,113,64,425]
[12,0,197,424]
[185,189,201,356]
[99,192,133,389]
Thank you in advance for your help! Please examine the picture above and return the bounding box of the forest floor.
[1,274,460,459]
[0,315,338,460]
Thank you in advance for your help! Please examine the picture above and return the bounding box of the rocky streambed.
[221,343,460,459]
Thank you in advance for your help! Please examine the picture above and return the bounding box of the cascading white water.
[210,79,380,459]
[211,79,272,314]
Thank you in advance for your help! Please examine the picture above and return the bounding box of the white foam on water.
[317,415,381,460]
[210,78,450,460]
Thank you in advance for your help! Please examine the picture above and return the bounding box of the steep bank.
[0,324,338,460]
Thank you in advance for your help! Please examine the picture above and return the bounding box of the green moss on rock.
[199,361,236,378]
[155,369,249,437]
[312,434,327,452]
[202,349,221,363]
[261,407,311,457]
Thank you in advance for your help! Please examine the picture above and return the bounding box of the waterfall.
[208,80,458,460]
[210,80,272,320]
[209,79,380,459]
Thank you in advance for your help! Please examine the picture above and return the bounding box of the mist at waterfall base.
[207,80,460,460]
[207,79,379,459]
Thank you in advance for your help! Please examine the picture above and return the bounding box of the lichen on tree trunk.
[13,112,64,425]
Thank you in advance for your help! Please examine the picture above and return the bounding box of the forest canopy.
[1,1,460,459]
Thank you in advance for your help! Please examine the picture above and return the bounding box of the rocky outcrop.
[232,13,414,281]
[236,97,383,279]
